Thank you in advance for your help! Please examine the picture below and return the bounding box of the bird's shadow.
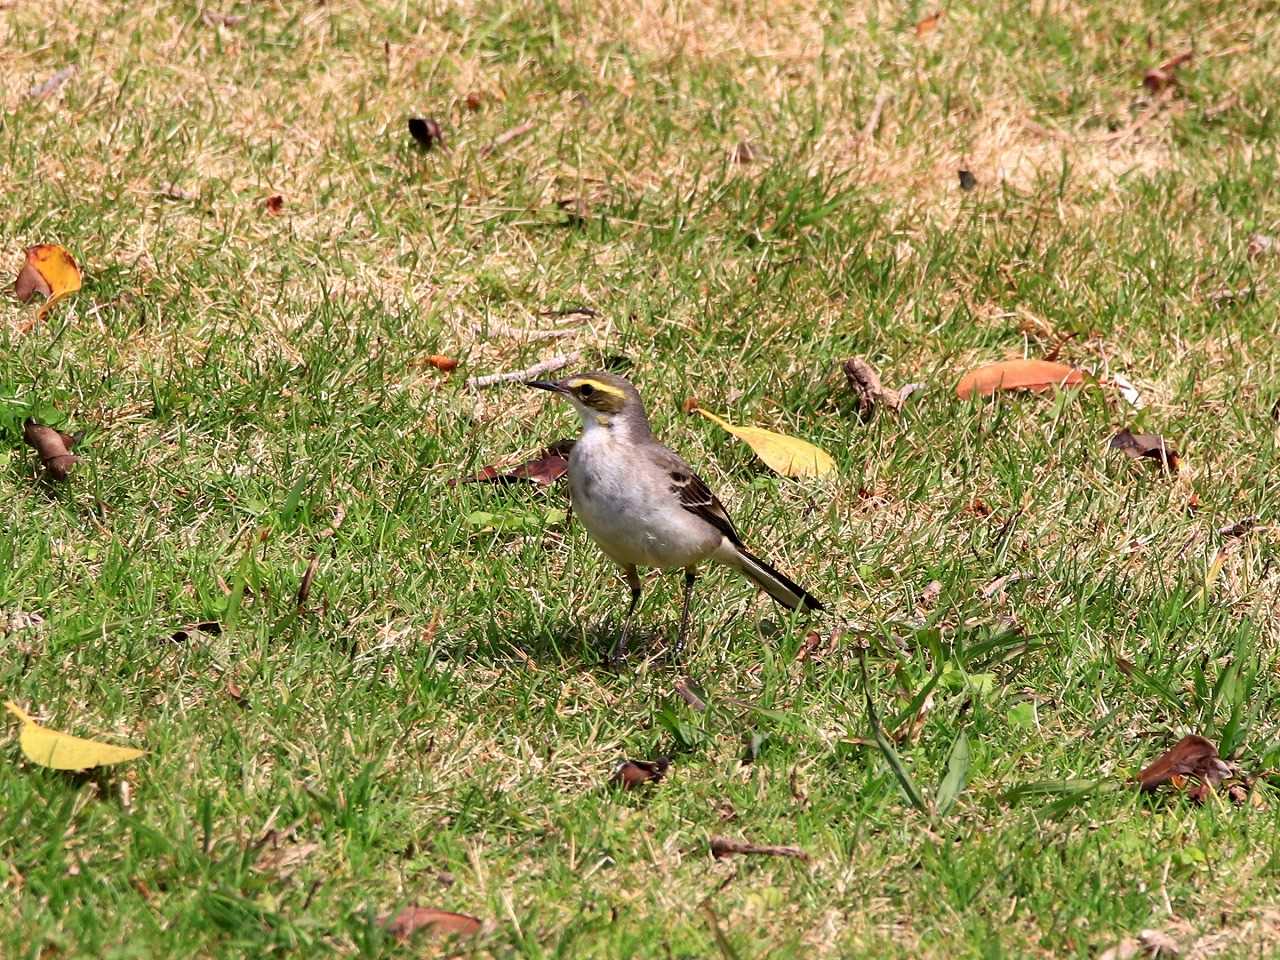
[465,611,678,673]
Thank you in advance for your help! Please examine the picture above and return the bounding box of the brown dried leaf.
[296,555,319,607]
[956,359,1084,398]
[1137,734,1231,799]
[674,678,707,712]
[14,244,82,322]
[264,195,284,214]
[168,621,222,643]
[381,906,482,941]
[422,354,459,372]
[254,840,319,877]
[611,758,669,789]
[958,169,977,191]
[843,357,902,419]
[920,580,942,607]
[451,439,574,486]
[1247,233,1275,259]
[22,419,78,481]
[1110,429,1180,473]
[710,836,809,861]
[1143,50,1193,93]
[682,396,700,414]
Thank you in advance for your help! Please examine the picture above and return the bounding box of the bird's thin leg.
[610,565,642,664]
[673,567,697,663]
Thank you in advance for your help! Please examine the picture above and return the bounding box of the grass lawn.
[3,0,1280,956]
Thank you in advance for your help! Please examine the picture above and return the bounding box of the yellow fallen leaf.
[14,244,82,322]
[5,701,144,771]
[696,409,834,478]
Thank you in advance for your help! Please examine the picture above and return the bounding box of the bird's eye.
[578,383,595,398]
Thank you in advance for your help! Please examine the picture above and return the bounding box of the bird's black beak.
[526,380,564,394]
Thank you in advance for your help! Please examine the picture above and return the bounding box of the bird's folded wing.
[670,468,742,546]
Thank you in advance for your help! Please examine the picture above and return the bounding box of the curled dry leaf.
[264,195,284,214]
[450,439,574,487]
[958,169,977,191]
[956,359,1084,399]
[5,701,145,771]
[1137,734,1231,800]
[710,836,809,861]
[611,757,669,789]
[420,354,458,372]
[382,906,482,941]
[22,419,78,481]
[842,357,902,419]
[1110,429,1180,473]
[408,117,443,150]
[464,91,483,111]
[1218,516,1258,539]
[14,244,82,321]
[695,408,834,478]
[674,678,707,712]
[1143,50,1193,93]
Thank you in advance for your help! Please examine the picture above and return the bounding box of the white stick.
[465,351,582,389]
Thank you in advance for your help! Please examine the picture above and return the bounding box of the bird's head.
[526,370,648,434]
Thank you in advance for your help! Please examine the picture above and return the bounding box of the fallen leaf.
[920,580,942,607]
[1143,50,1193,93]
[710,836,809,861]
[695,408,834,478]
[956,359,1084,399]
[28,65,76,100]
[915,11,942,36]
[1247,233,1275,259]
[1110,429,1180,473]
[296,555,319,607]
[408,117,443,150]
[264,195,284,214]
[5,701,145,771]
[225,681,248,707]
[381,906,482,941]
[683,396,700,414]
[611,758,669,789]
[450,439,574,487]
[464,92,483,111]
[419,350,455,371]
[22,419,78,480]
[14,244,82,321]
[1137,734,1231,799]
[958,169,977,191]
[842,357,902,418]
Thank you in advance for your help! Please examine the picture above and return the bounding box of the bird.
[526,370,823,663]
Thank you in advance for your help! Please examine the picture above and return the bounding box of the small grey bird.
[527,371,823,662]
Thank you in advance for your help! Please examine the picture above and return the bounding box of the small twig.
[473,321,582,342]
[710,837,809,862]
[860,89,891,143]
[296,555,319,607]
[465,351,582,389]
[480,120,537,157]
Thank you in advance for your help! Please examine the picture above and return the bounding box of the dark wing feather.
[664,459,742,546]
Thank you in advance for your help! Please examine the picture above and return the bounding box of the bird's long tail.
[728,546,824,612]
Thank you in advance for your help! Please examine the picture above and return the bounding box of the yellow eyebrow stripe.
[568,378,625,399]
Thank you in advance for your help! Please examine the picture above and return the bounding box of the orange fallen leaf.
[423,354,459,372]
[264,195,284,214]
[14,244,82,321]
[956,359,1084,399]
[915,11,942,36]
